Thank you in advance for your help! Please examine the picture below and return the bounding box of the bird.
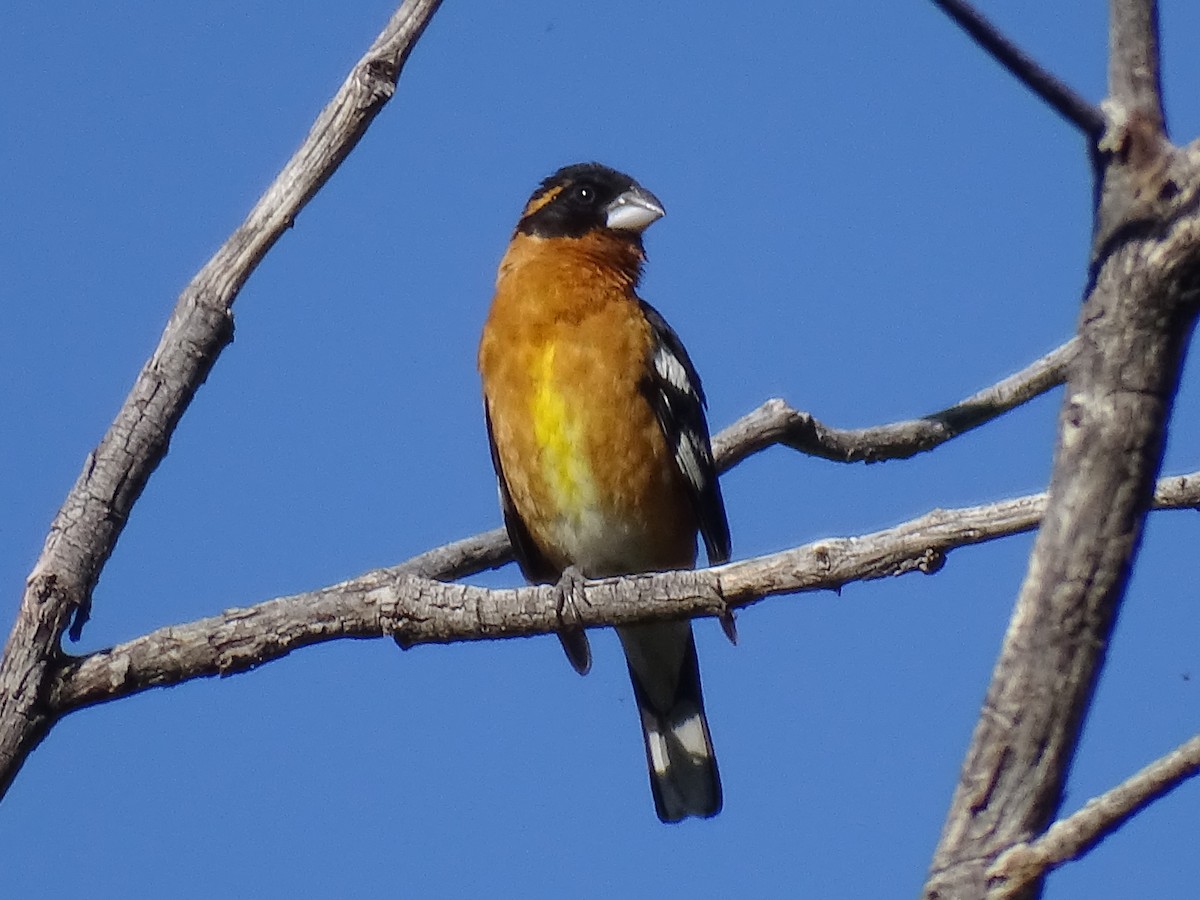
[478,162,731,822]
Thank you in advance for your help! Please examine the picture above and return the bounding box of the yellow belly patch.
[530,343,594,514]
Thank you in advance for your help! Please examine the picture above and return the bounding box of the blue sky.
[3,2,1200,897]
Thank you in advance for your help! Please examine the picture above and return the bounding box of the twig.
[395,527,512,580]
[929,0,1106,138]
[715,338,1076,468]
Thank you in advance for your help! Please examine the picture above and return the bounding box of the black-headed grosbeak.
[478,162,731,822]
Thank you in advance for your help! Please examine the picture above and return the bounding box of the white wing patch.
[674,432,706,496]
[641,299,731,567]
[653,344,696,399]
[652,343,709,494]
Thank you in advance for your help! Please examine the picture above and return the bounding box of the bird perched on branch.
[478,162,731,822]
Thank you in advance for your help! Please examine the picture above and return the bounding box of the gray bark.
[925,2,1200,897]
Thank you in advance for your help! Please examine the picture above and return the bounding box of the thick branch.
[988,731,1200,895]
[1109,0,1165,134]
[47,473,1200,716]
[0,0,443,800]
[925,138,1200,900]
[929,0,1105,138]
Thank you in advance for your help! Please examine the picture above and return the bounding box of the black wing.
[638,301,731,565]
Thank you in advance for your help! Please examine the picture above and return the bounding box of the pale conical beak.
[604,185,665,233]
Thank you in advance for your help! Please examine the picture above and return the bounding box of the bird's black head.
[516,162,665,239]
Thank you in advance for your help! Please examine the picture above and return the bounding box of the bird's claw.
[714,579,737,645]
[555,565,592,675]
[719,609,738,645]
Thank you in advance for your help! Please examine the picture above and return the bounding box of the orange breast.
[479,233,696,577]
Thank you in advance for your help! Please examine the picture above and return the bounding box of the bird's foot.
[714,579,737,645]
[719,609,738,645]
[554,565,592,675]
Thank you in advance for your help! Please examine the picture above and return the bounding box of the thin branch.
[987,731,1200,895]
[929,0,1105,138]
[1109,0,1165,134]
[0,0,443,800]
[395,527,512,580]
[47,471,1200,716]
[715,338,1076,468]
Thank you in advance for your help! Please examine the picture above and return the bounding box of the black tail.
[617,620,721,822]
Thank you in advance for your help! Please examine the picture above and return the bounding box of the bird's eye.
[572,184,596,205]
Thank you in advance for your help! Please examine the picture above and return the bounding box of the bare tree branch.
[716,338,1076,468]
[0,0,443,799]
[928,179,1200,900]
[395,527,512,580]
[1092,1,1174,282]
[987,731,1200,895]
[45,472,1200,718]
[929,0,1105,138]
[925,2,1200,890]
[1109,0,1165,134]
